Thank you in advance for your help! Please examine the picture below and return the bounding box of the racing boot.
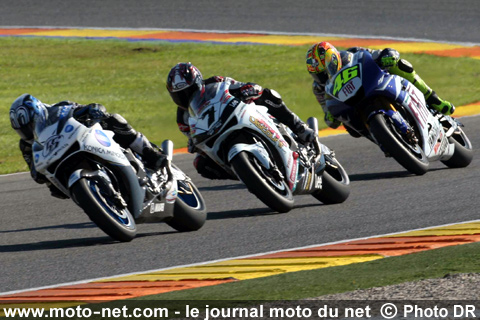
[388,60,455,115]
[258,88,316,144]
[292,116,316,144]
[128,132,167,171]
[425,91,455,115]
[142,146,167,171]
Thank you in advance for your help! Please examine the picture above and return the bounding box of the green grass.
[135,242,480,301]
[1,37,479,174]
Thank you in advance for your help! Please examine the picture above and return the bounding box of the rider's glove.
[47,182,69,199]
[380,56,398,68]
[142,147,167,171]
[86,103,109,120]
[240,83,263,103]
[375,48,400,69]
[324,111,342,129]
[31,167,48,184]
[187,138,198,154]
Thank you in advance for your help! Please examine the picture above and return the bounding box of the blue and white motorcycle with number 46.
[31,104,206,242]
[187,82,351,213]
[325,50,473,175]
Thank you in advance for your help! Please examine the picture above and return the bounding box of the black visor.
[169,84,199,109]
[310,71,328,84]
[15,124,34,142]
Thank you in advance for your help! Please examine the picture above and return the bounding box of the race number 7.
[200,107,216,127]
[333,65,359,95]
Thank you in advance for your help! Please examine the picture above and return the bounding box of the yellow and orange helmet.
[306,42,342,81]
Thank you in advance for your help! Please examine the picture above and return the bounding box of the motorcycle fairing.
[189,81,300,190]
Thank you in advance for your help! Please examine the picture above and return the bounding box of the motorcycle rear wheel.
[441,129,473,168]
[369,113,429,175]
[312,158,350,204]
[71,178,137,242]
[167,180,207,232]
[231,151,294,213]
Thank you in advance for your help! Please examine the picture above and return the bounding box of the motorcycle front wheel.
[369,113,429,175]
[71,177,137,242]
[231,151,294,213]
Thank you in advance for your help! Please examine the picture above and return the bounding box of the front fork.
[366,98,419,149]
[293,117,326,195]
[68,167,127,208]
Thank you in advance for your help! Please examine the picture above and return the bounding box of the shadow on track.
[0,222,96,234]
[349,170,412,181]
[136,230,177,238]
[199,183,244,192]
[0,237,116,252]
[0,224,177,252]
[207,207,274,220]
[0,232,178,253]
[349,167,446,181]
[207,201,331,220]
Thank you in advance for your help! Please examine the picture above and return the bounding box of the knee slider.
[397,59,414,73]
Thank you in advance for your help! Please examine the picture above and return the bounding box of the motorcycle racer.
[167,62,316,180]
[306,42,456,134]
[9,94,166,199]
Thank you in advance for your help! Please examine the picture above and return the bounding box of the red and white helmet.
[166,62,203,109]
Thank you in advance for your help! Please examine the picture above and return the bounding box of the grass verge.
[1,37,479,174]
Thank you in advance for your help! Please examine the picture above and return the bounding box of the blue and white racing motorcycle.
[325,50,473,175]
[31,105,206,242]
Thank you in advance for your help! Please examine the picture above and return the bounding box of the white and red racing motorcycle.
[188,82,350,213]
[32,104,206,242]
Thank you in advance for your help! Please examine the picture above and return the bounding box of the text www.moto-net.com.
[3,306,170,319]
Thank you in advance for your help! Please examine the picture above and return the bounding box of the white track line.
[1,218,480,296]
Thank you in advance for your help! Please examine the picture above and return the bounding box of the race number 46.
[333,65,359,96]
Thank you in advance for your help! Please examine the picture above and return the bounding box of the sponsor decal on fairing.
[94,129,111,147]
